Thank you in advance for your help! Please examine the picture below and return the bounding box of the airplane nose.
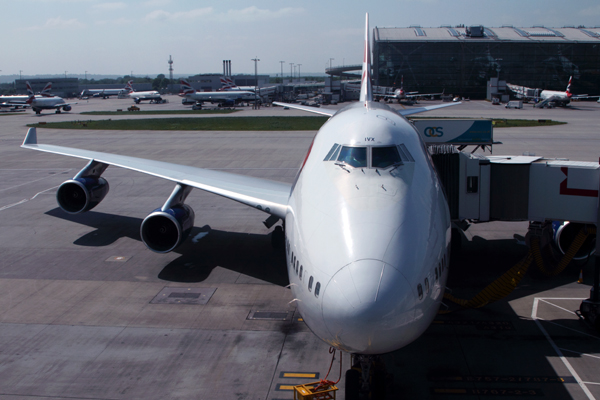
[322,259,416,354]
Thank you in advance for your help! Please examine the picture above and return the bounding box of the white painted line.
[0,186,59,212]
[537,318,600,340]
[583,382,600,386]
[540,298,578,315]
[532,298,596,400]
[191,232,209,243]
[560,348,600,360]
[0,168,71,192]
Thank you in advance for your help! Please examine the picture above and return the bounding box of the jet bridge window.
[372,146,402,169]
[337,146,367,168]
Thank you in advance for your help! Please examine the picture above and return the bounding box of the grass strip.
[80,109,239,116]
[28,116,330,131]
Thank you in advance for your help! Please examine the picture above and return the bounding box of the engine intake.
[140,204,195,253]
[63,105,72,112]
[56,177,109,214]
[554,221,596,261]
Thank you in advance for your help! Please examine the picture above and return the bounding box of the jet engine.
[140,204,195,253]
[553,221,596,261]
[56,177,109,214]
[63,105,72,112]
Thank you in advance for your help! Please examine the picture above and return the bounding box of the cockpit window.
[338,146,367,168]
[324,143,341,161]
[372,146,401,169]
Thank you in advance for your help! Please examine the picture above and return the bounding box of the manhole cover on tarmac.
[150,287,217,305]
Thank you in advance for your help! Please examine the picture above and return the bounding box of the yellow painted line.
[277,385,296,391]
[283,372,317,378]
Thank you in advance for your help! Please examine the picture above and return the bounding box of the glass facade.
[374,39,600,99]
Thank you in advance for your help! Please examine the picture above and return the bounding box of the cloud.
[95,17,132,26]
[143,6,304,24]
[24,17,85,31]
[142,0,172,6]
[144,7,213,22]
[222,6,305,22]
[92,2,127,11]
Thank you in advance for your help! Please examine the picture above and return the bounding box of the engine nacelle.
[56,177,109,214]
[63,105,72,112]
[553,221,596,261]
[140,204,195,253]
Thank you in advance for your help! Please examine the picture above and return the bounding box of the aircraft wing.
[0,102,29,108]
[272,102,336,117]
[21,128,291,219]
[396,102,461,116]
[405,92,443,99]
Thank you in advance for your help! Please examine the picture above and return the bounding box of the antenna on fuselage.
[359,13,373,104]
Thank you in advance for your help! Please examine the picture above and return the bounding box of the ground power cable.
[441,226,595,312]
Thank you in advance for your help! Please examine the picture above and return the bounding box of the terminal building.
[372,25,600,99]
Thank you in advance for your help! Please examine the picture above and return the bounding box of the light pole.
[289,63,294,83]
[251,57,260,108]
[279,61,285,84]
[297,64,301,81]
[329,58,334,93]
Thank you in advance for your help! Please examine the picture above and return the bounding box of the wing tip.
[23,127,37,146]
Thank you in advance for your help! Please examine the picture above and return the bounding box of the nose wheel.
[345,354,388,399]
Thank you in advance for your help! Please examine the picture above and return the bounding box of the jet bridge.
[425,118,600,331]
[435,152,600,224]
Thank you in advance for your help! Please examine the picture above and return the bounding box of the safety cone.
[577,269,584,284]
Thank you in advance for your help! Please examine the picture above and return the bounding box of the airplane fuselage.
[285,101,451,354]
[128,91,162,103]
[540,90,571,105]
[29,96,72,114]
[184,90,256,105]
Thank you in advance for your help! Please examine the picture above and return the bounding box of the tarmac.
[0,96,599,399]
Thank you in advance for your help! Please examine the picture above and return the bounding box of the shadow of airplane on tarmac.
[44,208,289,286]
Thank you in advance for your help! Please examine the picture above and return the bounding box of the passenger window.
[299,266,303,280]
[417,284,423,300]
[424,278,429,294]
[372,146,401,169]
[308,276,313,292]
[338,146,367,168]
[296,260,299,274]
[315,282,321,298]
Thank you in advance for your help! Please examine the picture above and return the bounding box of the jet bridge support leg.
[579,176,600,333]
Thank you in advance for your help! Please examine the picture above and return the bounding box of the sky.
[3,0,600,79]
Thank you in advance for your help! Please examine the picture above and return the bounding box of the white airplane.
[180,79,256,107]
[80,87,125,99]
[376,76,443,104]
[219,77,278,97]
[507,76,599,107]
[21,14,461,393]
[0,82,53,109]
[124,81,164,104]
[24,82,76,114]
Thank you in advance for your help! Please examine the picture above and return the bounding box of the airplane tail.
[566,76,573,97]
[179,79,196,95]
[124,81,134,93]
[40,82,53,97]
[26,81,35,97]
[359,13,373,103]
[219,77,237,91]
